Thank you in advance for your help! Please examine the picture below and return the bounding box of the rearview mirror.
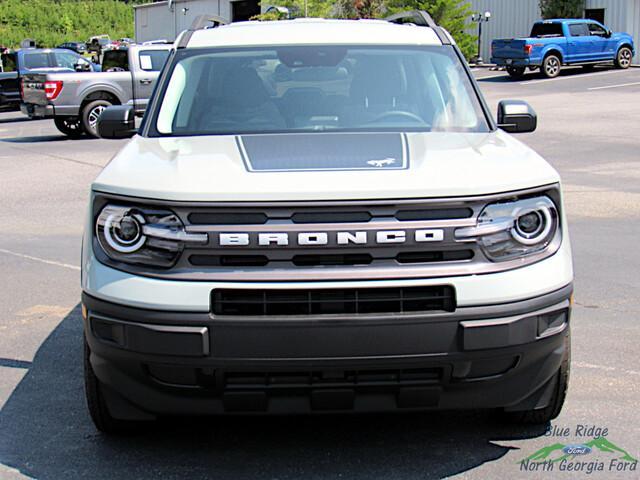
[497,100,537,133]
[97,105,136,139]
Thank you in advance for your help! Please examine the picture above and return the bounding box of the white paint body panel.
[92,130,559,202]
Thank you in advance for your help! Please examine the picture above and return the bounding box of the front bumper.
[83,284,571,416]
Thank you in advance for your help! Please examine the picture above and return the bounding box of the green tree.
[539,0,585,19]
[255,0,334,19]
[256,0,476,59]
[386,0,477,59]
[333,0,386,19]
[0,0,139,48]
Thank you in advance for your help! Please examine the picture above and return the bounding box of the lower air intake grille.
[223,368,442,390]
[212,286,456,316]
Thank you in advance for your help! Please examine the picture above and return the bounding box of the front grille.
[189,254,269,267]
[189,249,474,267]
[291,211,372,223]
[188,212,268,225]
[395,207,473,221]
[176,200,484,281]
[187,206,473,225]
[292,253,372,266]
[211,286,456,316]
[396,249,474,263]
[97,192,550,281]
[223,368,442,391]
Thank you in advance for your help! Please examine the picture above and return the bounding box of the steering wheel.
[366,110,427,125]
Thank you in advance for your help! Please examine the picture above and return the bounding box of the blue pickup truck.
[491,19,635,78]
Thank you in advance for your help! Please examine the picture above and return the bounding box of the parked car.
[57,41,87,54]
[114,38,135,47]
[0,48,99,110]
[491,18,635,78]
[86,35,111,55]
[21,43,170,137]
[85,12,573,433]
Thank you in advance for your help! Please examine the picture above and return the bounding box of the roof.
[535,18,595,23]
[186,19,443,48]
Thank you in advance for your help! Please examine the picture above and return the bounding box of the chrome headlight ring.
[511,203,554,246]
[95,203,207,268]
[455,195,560,262]
[103,211,147,253]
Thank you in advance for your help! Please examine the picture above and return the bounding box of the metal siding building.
[468,0,639,63]
[134,0,261,43]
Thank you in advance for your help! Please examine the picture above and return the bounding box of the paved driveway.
[1,66,639,479]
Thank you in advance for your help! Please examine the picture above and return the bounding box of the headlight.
[95,204,207,267]
[455,196,560,261]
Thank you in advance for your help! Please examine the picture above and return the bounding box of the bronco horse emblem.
[367,158,396,167]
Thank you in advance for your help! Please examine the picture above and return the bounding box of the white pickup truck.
[81,12,573,433]
[21,43,171,137]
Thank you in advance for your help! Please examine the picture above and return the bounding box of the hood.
[93,130,560,202]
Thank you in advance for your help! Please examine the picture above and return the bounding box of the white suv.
[82,12,573,433]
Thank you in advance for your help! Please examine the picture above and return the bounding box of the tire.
[541,54,561,78]
[615,47,632,69]
[506,66,526,79]
[502,332,570,424]
[81,99,112,138]
[84,339,136,434]
[54,116,84,138]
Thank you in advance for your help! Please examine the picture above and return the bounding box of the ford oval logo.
[562,444,592,456]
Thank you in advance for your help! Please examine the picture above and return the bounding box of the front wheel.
[54,116,83,138]
[506,66,526,79]
[541,54,562,78]
[615,47,632,69]
[81,99,112,138]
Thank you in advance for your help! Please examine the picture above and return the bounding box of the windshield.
[153,45,489,136]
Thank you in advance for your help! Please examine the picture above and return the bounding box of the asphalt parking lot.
[0,65,639,480]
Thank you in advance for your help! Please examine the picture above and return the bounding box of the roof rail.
[385,10,451,45]
[141,39,172,45]
[189,14,228,30]
[177,14,229,48]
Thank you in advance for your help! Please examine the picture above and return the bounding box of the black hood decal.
[237,133,408,172]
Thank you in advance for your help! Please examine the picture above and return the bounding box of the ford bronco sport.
[82,12,573,433]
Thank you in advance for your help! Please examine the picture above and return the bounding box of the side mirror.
[606,29,612,37]
[497,100,537,133]
[74,59,91,72]
[97,105,136,139]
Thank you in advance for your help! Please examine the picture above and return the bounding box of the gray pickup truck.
[21,43,171,137]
